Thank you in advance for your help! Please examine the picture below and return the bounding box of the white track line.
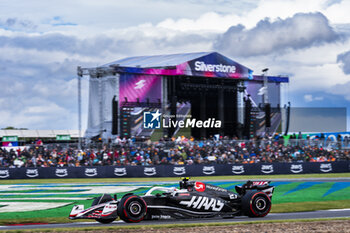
[324,208,350,212]
[0,198,89,200]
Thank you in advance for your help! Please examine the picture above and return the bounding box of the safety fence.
[0,161,349,179]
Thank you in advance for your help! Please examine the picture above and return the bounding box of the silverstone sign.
[0,162,349,179]
[194,61,236,73]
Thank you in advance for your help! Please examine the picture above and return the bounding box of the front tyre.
[242,191,271,217]
[95,218,115,224]
[117,195,147,223]
[91,194,116,224]
[91,194,113,206]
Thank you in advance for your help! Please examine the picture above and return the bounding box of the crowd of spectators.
[0,135,349,168]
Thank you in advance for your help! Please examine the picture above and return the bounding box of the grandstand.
[0,130,79,146]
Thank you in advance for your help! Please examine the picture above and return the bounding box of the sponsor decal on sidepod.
[194,182,206,192]
[180,196,224,211]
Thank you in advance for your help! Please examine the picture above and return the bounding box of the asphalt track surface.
[1,209,350,230]
[1,178,350,230]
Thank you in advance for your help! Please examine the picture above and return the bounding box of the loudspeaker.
[265,103,271,127]
[112,96,118,135]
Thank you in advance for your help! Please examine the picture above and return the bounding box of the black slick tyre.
[95,218,115,224]
[242,191,271,217]
[117,195,147,223]
[91,194,113,206]
[91,194,116,224]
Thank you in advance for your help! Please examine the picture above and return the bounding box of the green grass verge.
[1,173,350,225]
[271,200,350,213]
[0,217,91,225]
[3,217,350,232]
[2,172,350,184]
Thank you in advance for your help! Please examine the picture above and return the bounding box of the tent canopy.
[0,130,79,138]
[102,52,255,80]
[103,52,212,68]
[99,52,288,82]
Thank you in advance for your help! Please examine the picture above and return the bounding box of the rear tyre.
[91,194,116,224]
[117,195,147,223]
[242,191,271,217]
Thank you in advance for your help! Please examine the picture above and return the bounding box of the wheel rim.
[255,197,267,211]
[129,201,142,215]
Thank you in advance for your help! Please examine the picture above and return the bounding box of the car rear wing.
[235,180,274,198]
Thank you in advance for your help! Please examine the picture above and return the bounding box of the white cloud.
[0,18,37,31]
[304,94,313,102]
[157,12,241,33]
[303,94,324,102]
[337,50,350,74]
[0,0,350,131]
[23,103,66,114]
[322,0,350,24]
[327,81,350,101]
[214,12,341,57]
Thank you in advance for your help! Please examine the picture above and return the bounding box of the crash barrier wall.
[0,161,349,179]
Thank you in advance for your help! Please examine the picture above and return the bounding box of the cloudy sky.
[1,0,350,130]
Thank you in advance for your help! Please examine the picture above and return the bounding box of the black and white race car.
[69,178,274,223]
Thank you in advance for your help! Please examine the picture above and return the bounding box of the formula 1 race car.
[69,178,274,223]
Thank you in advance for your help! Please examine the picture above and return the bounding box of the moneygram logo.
[143,110,161,129]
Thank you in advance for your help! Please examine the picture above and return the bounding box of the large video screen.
[245,81,282,136]
[245,81,281,108]
[119,74,162,106]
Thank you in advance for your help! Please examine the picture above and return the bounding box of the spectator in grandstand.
[0,135,349,168]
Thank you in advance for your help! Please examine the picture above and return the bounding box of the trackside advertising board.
[0,162,349,179]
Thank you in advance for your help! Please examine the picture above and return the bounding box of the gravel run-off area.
[36,220,350,233]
